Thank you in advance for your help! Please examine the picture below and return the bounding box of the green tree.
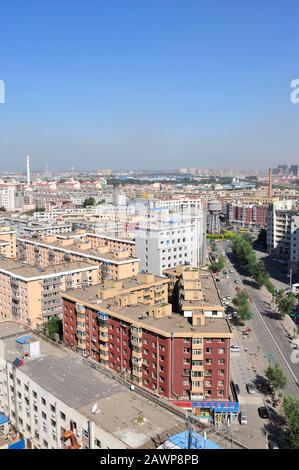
[266,362,287,395]
[82,197,96,208]
[209,255,226,273]
[44,316,62,340]
[282,396,299,449]
[232,290,253,322]
[276,291,296,318]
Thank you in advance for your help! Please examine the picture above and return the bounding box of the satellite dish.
[91,403,98,414]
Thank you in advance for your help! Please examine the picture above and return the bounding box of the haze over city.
[0,0,298,171]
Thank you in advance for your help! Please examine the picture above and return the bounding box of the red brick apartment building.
[62,267,232,401]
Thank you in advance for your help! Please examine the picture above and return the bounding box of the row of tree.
[231,234,273,290]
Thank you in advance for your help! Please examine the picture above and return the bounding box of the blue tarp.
[169,431,222,450]
[0,413,9,425]
[15,335,32,345]
[193,401,239,413]
[8,439,25,449]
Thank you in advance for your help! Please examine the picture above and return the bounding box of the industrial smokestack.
[268,168,272,198]
[26,154,31,186]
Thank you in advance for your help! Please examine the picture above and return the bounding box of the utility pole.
[288,268,293,291]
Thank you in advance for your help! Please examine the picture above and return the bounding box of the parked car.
[231,345,241,352]
[234,383,240,394]
[269,440,279,449]
[232,311,238,318]
[239,412,248,425]
[228,314,233,320]
[246,383,257,394]
[258,406,269,419]
[229,270,233,273]
[225,275,230,279]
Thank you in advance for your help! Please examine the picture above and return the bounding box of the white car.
[222,297,227,301]
[225,275,229,279]
[226,296,231,300]
[230,345,241,352]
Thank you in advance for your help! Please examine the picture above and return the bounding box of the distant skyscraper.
[26,154,31,186]
[268,168,273,198]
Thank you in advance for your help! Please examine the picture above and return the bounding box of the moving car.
[235,279,240,284]
[246,383,257,394]
[258,406,269,419]
[230,345,241,352]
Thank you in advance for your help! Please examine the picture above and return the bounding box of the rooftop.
[0,321,183,448]
[18,236,139,265]
[0,257,99,280]
[63,281,231,337]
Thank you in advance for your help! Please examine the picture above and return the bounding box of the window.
[41,397,46,405]
[50,404,56,413]
[42,412,47,420]
[43,439,48,448]
[82,428,89,438]
[94,438,101,448]
[60,412,66,421]
[32,390,37,398]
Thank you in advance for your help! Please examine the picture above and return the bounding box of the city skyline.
[0,0,298,171]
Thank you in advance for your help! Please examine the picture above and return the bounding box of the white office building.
[0,186,16,211]
[135,205,205,275]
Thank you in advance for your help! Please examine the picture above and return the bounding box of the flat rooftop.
[0,257,99,280]
[0,321,183,448]
[18,237,139,265]
[64,282,231,336]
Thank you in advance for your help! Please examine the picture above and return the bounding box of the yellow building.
[0,226,17,259]
[0,258,100,327]
[17,233,140,281]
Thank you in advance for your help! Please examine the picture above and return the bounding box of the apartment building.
[267,200,297,259]
[17,233,139,282]
[267,200,299,275]
[0,258,100,326]
[226,202,269,227]
[62,268,232,401]
[0,226,17,259]
[135,215,205,276]
[0,321,183,449]
[0,186,16,211]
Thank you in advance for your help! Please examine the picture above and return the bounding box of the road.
[212,239,299,448]
[217,240,299,398]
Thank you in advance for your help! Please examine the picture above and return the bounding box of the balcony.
[192,352,203,361]
[130,326,142,337]
[131,336,142,348]
[76,304,86,314]
[192,364,204,372]
[99,343,108,352]
[131,357,142,367]
[132,367,142,378]
[76,324,86,334]
[99,332,108,341]
[132,348,143,360]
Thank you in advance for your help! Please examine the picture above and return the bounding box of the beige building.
[0,258,100,327]
[0,226,16,259]
[17,232,139,281]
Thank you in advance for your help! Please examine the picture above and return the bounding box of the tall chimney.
[268,168,272,198]
[26,154,31,186]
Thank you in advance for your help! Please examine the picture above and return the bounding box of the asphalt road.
[217,240,299,399]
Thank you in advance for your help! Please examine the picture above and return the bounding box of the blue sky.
[0,0,298,171]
